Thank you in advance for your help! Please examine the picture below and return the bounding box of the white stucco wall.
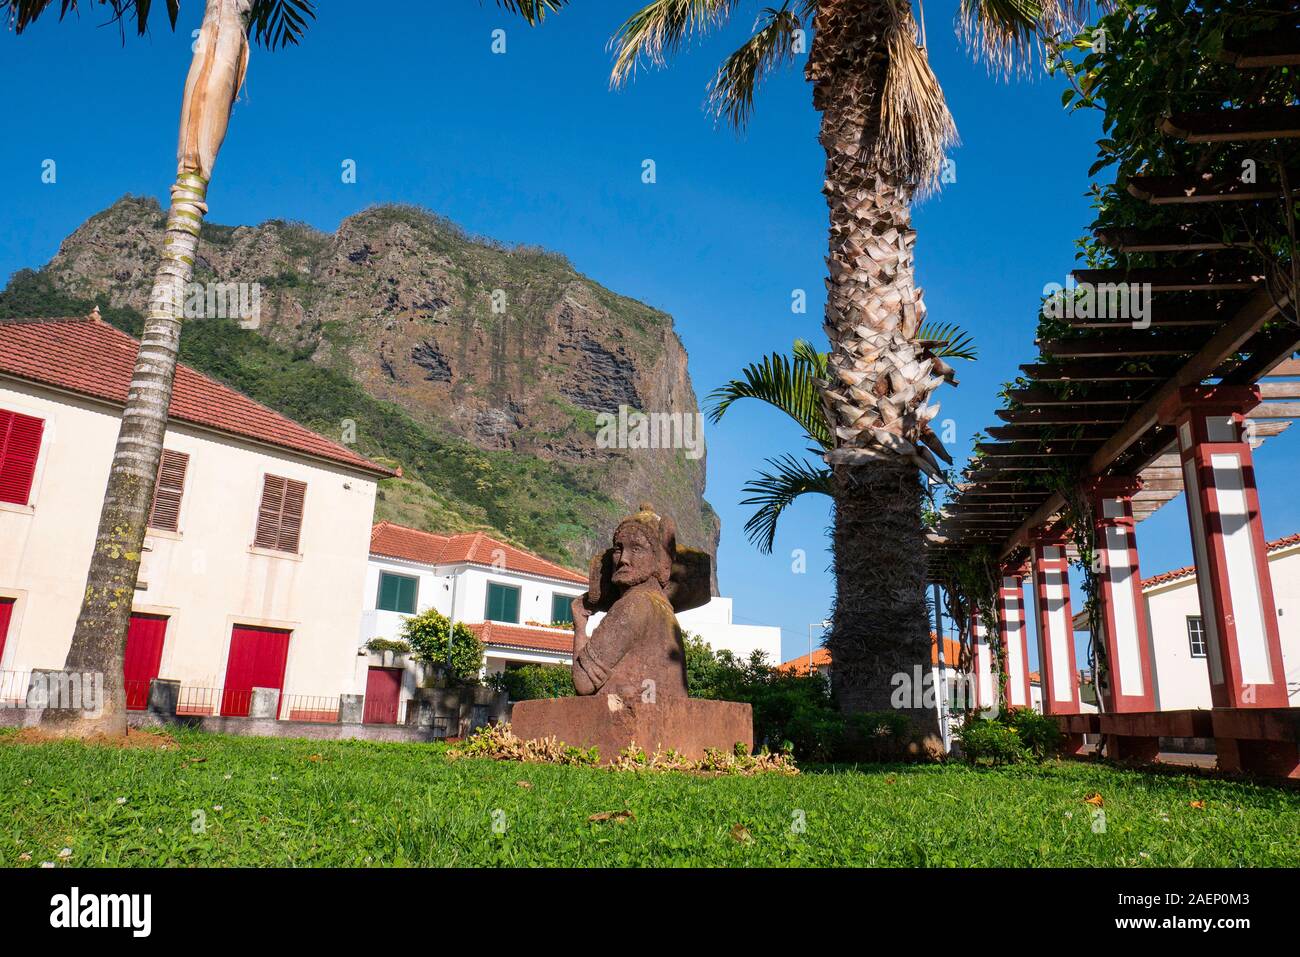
[675,597,783,663]
[0,378,379,704]
[1143,545,1300,710]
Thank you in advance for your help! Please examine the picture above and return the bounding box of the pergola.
[926,26,1300,778]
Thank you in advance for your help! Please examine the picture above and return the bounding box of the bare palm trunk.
[42,0,252,737]
[809,1,942,748]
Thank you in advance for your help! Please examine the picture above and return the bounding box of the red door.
[222,625,290,717]
[0,598,13,663]
[363,667,403,724]
[123,613,168,711]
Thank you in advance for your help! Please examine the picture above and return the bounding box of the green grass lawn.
[2,728,1297,867]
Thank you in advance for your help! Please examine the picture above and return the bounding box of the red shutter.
[147,450,189,532]
[0,598,14,663]
[221,625,291,717]
[0,410,44,506]
[254,474,307,552]
[123,613,168,710]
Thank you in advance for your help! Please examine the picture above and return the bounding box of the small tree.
[401,610,485,685]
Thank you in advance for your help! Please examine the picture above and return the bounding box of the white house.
[359,522,589,714]
[676,596,781,664]
[361,522,783,710]
[1140,533,1300,710]
[0,314,393,719]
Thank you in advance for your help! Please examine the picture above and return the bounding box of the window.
[254,474,307,553]
[485,582,520,623]
[148,450,189,531]
[551,593,574,625]
[1186,616,1207,658]
[377,572,418,614]
[0,409,44,506]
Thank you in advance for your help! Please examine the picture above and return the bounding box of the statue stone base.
[511,695,753,763]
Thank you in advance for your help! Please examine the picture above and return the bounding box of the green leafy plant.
[1005,707,1065,759]
[401,609,485,685]
[958,716,1031,766]
[487,664,575,701]
[365,638,412,655]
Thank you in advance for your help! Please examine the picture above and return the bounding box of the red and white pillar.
[1030,530,1082,714]
[1085,477,1156,713]
[969,611,994,712]
[1159,384,1288,709]
[995,566,1032,711]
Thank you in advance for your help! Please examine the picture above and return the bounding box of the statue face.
[611,525,659,587]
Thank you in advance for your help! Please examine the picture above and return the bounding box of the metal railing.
[279,694,340,723]
[0,671,32,709]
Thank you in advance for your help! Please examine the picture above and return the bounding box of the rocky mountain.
[2,196,719,578]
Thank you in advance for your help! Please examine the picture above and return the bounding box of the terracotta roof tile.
[1141,532,1300,589]
[0,315,392,476]
[464,620,573,654]
[369,521,587,583]
[780,633,966,675]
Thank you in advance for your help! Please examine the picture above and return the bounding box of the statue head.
[611,503,676,589]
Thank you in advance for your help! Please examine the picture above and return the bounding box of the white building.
[676,596,781,663]
[361,522,783,710]
[360,522,589,715]
[0,314,392,718]
[1140,533,1300,710]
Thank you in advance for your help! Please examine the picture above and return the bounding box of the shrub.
[401,609,484,684]
[1005,707,1064,759]
[684,635,848,761]
[488,664,575,702]
[959,717,1031,765]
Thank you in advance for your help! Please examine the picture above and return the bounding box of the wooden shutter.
[254,474,307,552]
[0,409,44,506]
[147,450,189,532]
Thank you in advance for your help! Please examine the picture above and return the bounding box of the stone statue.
[570,504,710,700]
[511,503,750,763]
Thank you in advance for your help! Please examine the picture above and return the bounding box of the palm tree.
[611,0,1086,739]
[708,324,974,554]
[5,0,566,737]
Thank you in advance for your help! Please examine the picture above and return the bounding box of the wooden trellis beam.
[1128,170,1300,204]
[1161,106,1300,143]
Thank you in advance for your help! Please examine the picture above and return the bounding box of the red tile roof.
[369,521,587,583]
[779,634,966,675]
[0,315,392,476]
[464,620,573,655]
[1141,532,1300,590]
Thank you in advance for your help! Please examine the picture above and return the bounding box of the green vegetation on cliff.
[0,269,622,565]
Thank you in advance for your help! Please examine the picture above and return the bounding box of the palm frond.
[250,0,314,49]
[917,321,978,360]
[2,0,316,47]
[706,341,833,450]
[956,0,1098,76]
[879,8,958,197]
[708,3,803,131]
[739,453,833,554]
[490,0,568,27]
[609,0,740,87]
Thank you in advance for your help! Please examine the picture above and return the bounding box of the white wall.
[1143,545,1300,709]
[0,379,378,702]
[675,596,782,663]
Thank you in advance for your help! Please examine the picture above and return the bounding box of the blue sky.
[2,3,1297,667]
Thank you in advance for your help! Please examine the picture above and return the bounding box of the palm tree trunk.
[42,0,252,737]
[809,0,941,749]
